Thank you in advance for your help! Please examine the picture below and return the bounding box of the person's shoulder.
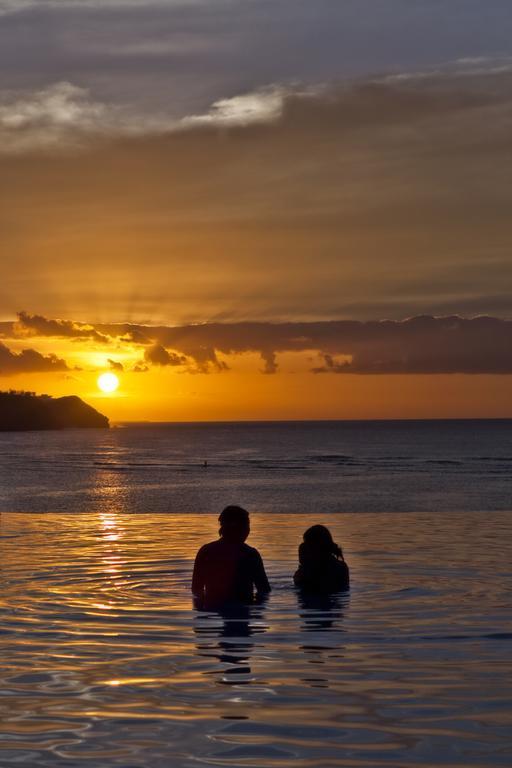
[332,558,349,573]
[196,540,221,555]
[243,543,263,559]
[333,558,350,586]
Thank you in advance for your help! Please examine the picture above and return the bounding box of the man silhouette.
[192,505,271,608]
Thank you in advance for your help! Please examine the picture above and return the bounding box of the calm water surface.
[1,511,511,767]
[1,420,512,513]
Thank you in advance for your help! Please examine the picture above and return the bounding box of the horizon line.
[113,416,512,425]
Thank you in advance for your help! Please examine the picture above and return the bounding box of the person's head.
[299,525,343,564]
[219,505,250,543]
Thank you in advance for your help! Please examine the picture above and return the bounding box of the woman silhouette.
[293,525,349,593]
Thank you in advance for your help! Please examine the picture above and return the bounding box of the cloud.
[261,349,278,374]
[2,0,512,128]
[0,0,197,11]
[0,82,179,153]
[0,322,15,339]
[143,344,186,367]
[306,316,512,374]
[4,67,512,322]
[93,315,512,375]
[0,80,300,153]
[107,358,124,371]
[16,311,110,343]
[0,83,111,152]
[7,311,512,375]
[0,64,502,155]
[0,82,103,129]
[0,341,70,374]
[120,329,152,344]
[183,87,285,128]
[140,340,229,373]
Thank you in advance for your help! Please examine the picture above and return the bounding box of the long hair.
[299,525,344,565]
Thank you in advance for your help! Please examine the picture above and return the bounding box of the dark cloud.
[143,344,186,367]
[261,349,278,374]
[141,341,227,373]
[107,358,124,371]
[307,316,512,374]
[97,315,512,375]
[131,362,149,373]
[6,311,512,375]
[0,321,15,338]
[120,329,151,344]
[17,311,110,343]
[1,0,512,119]
[186,346,229,374]
[0,341,70,374]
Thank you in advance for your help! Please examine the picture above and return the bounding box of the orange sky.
[2,330,512,421]
[2,62,512,419]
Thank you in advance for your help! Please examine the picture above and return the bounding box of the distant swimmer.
[203,460,208,468]
[192,505,271,609]
[293,525,349,593]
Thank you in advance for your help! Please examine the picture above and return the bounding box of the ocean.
[1,419,512,513]
[1,421,511,767]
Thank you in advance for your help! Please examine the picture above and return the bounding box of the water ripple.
[0,511,511,767]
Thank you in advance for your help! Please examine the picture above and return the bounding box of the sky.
[1,0,512,420]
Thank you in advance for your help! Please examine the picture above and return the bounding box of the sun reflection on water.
[1,512,511,767]
[100,514,121,542]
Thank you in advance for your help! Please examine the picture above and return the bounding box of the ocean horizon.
[2,419,512,514]
[116,417,512,424]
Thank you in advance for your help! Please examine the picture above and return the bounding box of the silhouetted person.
[192,505,271,609]
[293,525,349,593]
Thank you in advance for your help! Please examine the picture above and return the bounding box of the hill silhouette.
[0,391,109,431]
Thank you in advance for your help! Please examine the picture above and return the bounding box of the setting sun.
[97,372,119,393]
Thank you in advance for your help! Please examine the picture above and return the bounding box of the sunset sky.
[1,0,512,420]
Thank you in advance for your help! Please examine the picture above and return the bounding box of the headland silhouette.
[0,390,109,431]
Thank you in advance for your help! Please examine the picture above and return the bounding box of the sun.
[97,372,120,394]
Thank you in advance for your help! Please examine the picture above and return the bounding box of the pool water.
[0,511,511,767]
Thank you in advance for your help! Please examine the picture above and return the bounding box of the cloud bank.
[0,82,177,153]
[7,313,512,376]
[2,61,512,153]
[1,0,511,122]
[106,316,512,375]
[0,341,70,374]
[16,311,110,343]
[144,344,186,367]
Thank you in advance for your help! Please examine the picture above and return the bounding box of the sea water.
[1,420,512,513]
[0,422,511,767]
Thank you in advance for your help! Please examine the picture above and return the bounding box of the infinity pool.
[1,511,511,767]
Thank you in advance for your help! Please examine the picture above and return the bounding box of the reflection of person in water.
[297,589,347,689]
[194,598,269,687]
[298,590,346,631]
[192,505,271,610]
[294,525,349,593]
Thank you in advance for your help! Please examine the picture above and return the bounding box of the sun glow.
[97,372,119,393]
